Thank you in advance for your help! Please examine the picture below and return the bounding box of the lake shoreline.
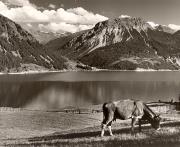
[0,68,180,75]
[0,100,179,114]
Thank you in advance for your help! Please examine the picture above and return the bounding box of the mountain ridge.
[1,14,180,71]
[46,16,180,70]
[0,14,68,72]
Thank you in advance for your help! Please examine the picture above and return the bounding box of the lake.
[0,71,180,110]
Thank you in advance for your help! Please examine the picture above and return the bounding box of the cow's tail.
[102,102,108,111]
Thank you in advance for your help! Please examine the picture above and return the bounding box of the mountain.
[46,17,180,70]
[0,14,67,72]
[173,30,180,38]
[20,23,71,44]
[61,17,152,57]
[45,30,89,51]
[25,30,64,45]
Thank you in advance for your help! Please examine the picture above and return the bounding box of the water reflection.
[0,81,179,110]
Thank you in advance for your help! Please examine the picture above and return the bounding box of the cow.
[101,99,161,137]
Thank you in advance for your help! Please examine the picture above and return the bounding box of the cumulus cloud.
[0,1,8,10]
[168,24,180,31]
[1,6,49,22]
[38,23,94,33]
[5,0,33,7]
[48,4,56,9]
[60,4,64,8]
[41,7,108,25]
[0,0,108,33]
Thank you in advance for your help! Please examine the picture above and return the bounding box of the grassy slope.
[0,109,180,147]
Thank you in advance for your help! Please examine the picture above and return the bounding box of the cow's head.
[151,115,161,130]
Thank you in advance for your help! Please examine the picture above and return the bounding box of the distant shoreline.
[0,69,180,75]
[0,101,179,113]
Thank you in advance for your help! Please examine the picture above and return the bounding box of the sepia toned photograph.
[0,0,180,146]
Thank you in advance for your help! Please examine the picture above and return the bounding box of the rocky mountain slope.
[47,17,180,70]
[45,30,88,52]
[0,14,67,72]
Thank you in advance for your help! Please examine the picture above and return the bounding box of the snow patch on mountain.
[119,15,131,18]
[147,21,159,29]
[168,24,180,31]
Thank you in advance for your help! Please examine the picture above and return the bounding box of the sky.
[0,0,180,33]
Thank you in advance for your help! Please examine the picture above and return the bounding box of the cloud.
[42,7,108,25]
[1,6,49,22]
[48,4,56,9]
[5,0,33,7]
[66,7,107,25]
[0,0,108,33]
[38,23,94,33]
[60,4,64,8]
[0,1,8,11]
[168,24,180,31]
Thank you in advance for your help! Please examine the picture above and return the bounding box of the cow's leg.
[101,110,114,137]
[101,123,106,137]
[138,119,142,132]
[131,117,138,135]
[107,121,113,136]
